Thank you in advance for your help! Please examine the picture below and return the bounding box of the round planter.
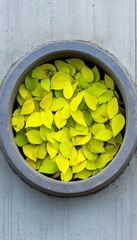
[0,41,137,197]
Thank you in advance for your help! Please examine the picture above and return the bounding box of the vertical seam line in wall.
[135,0,137,87]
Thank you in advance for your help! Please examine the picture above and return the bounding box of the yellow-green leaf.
[56,154,69,174]
[61,168,73,182]
[63,81,74,99]
[87,138,105,153]
[84,92,98,110]
[19,84,31,100]
[95,155,111,169]
[68,64,76,76]
[15,134,28,146]
[95,129,113,141]
[39,63,56,72]
[81,66,94,83]
[82,145,98,161]
[26,158,37,169]
[69,147,78,166]
[54,110,67,129]
[46,132,57,144]
[105,144,119,158]
[98,90,113,104]
[51,71,73,90]
[77,149,86,163]
[50,97,67,111]
[71,110,87,127]
[87,82,107,97]
[40,78,50,91]
[61,103,70,120]
[104,74,114,90]
[47,142,58,158]
[92,66,100,82]
[66,58,85,71]
[72,160,87,173]
[107,97,119,119]
[17,93,25,106]
[86,161,96,170]
[72,133,91,146]
[40,125,53,141]
[31,83,47,98]
[74,169,92,180]
[111,114,125,137]
[69,126,88,137]
[41,109,53,129]
[54,90,63,98]
[92,123,105,136]
[20,98,35,115]
[38,159,58,174]
[33,142,47,159]
[82,109,93,126]
[114,133,123,144]
[12,108,21,117]
[40,92,52,110]
[59,142,71,158]
[55,60,70,73]
[26,130,43,144]
[25,75,38,91]
[92,103,108,123]
[53,127,69,142]
[12,116,24,132]
[95,145,119,169]
[32,64,56,79]
[22,144,36,161]
[70,94,83,112]
[26,112,43,128]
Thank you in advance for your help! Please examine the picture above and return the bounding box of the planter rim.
[0,40,137,197]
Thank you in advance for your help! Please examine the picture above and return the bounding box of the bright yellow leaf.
[26,112,42,128]
[55,60,70,73]
[72,160,87,173]
[104,74,114,90]
[41,109,53,129]
[71,110,87,127]
[40,92,52,110]
[47,142,58,158]
[50,97,67,111]
[95,129,113,141]
[54,110,67,129]
[38,159,58,174]
[20,98,35,115]
[22,144,36,161]
[12,116,24,132]
[92,66,100,82]
[74,169,92,179]
[84,91,98,110]
[66,58,85,71]
[61,168,73,182]
[51,71,73,90]
[111,114,125,137]
[26,130,43,144]
[63,81,74,99]
[92,103,108,123]
[56,154,69,174]
[81,66,94,83]
[107,97,119,119]
[70,94,83,112]
[59,142,71,158]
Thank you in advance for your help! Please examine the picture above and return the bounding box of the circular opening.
[0,41,137,197]
[11,54,126,183]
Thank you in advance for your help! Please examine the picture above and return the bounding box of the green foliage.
[12,59,125,182]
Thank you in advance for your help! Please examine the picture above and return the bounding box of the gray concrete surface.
[0,0,137,239]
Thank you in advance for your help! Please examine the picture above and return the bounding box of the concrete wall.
[0,1,137,239]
